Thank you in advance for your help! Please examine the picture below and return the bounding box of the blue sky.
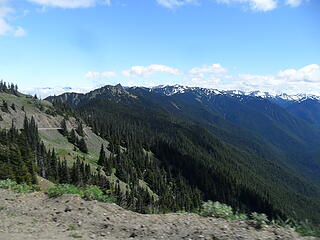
[0,0,319,97]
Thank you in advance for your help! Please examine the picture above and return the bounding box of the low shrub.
[47,184,83,198]
[47,184,116,203]
[0,179,39,193]
[250,212,269,229]
[200,201,234,219]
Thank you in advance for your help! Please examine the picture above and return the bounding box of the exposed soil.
[0,189,318,240]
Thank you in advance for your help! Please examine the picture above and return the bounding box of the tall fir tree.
[78,138,88,154]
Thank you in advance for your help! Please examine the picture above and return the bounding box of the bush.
[47,184,84,198]
[0,179,16,189]
[47,184,116,203]
[0,179,39,193]
[200,201,234,219]
[232,212,248,221]
[250,212,269,229]
[198,199,319,237]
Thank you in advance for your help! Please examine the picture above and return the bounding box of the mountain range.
[2,81,320,233]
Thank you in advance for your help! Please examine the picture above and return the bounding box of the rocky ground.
[0,189,318,240]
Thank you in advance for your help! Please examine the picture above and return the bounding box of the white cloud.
[190,64,228,75]
[185,64,320,95]
[21,86,93,98]
[21,64,320,97]
[217,0,277,11]
[286,0,303,7]
[85,71,116,79]
[278,64,320,83]
[0,15,11,35]
[0,4,26,37]
[13,26,26,36]
[156,0,198,8]
[123,64,181,77]
[26,0,110,8]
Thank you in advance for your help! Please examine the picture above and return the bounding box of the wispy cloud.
[22,64,320,97]
[0,2,26,37]
[286,0,304,7]
[122,64,181,77]
[156,0,198,8]
[21,86,93,98]
[26,0,111,9]
[216,0,277,11]
[0,0,112,37]
[190,64,228,75]
[85,71,116,79]
[185,64,320,95]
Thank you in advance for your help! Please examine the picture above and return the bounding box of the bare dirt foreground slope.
[0,189,317,240]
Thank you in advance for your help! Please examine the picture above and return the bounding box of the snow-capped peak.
[150,85,320,103]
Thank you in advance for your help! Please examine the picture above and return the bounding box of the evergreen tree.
[1,100,9,112]
[11,103,16,111]
[0,81,18,95]
[98,144,106,166]
[76,120,84,137]
[78,138,88,153]
[60,119,68,136]
[68,129,77,145]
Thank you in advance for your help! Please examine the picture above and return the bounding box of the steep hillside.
[0,89,178,212]
[47,84,320,225]
[286,99,320,127]
[149,86,320,183]
[0,91,110,163]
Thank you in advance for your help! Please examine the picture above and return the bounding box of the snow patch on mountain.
[150,85,320,103]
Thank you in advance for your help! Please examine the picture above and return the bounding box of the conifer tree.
[76,121,84,137]
[98,144,106,166]
[11,103,16,111]
[78,138,88,153]
[1,100,9,112]
[60,119,68,136]
[68,129,77,144]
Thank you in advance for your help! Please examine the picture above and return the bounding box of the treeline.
[59,116,202,213]
[0,124,37,184]
[80,105,283,216]
[0,80,18,95]
[60,119,88,153]
[0,117,112,204]
[51,95,203,213]
[97,141,202,213]
[1,112,191,213]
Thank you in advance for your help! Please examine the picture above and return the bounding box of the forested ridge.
[0,82,202,214]
[47,84,320,226]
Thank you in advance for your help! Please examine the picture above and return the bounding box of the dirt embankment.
[0,189,318,240]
